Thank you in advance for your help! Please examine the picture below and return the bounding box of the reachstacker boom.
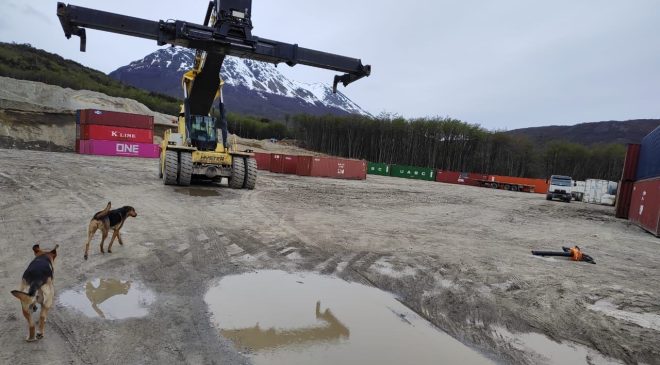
[57,1,371,188]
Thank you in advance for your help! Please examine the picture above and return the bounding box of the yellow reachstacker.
[57,0,371,189]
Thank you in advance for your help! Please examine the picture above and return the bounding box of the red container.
[436,170,461,184]
[282,155,299,174]
[79,125,153,143]
[78,109,154,130]
[297,156,366,180]
[335,158,367,180]
[78,140,160,158]
[270,154,285,173]
[621,144,641,181]
[628,177,660,236]
[254,152,271,170]
[616,180,635,219]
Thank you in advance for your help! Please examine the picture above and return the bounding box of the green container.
[389,164,435,181]
[367,162,390,176]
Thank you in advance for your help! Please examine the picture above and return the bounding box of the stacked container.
[627,126,660,236]
[76,109,159,158]
[616,144,641,218]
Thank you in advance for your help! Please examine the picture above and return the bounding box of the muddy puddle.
[59,278,155,319]
[175,187,220,196]
[205,270,494,365]
[493,326,622,365]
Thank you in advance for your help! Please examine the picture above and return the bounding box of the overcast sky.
[2,0,659,130]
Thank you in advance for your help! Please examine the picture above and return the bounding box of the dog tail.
[11,281,41,303]
[93,201,112,219]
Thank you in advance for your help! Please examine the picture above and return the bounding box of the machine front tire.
[244,157,257,190]
[163,150,179,185]
[178,152,193,186]
[546,194,552,201]
[229,156,245,189]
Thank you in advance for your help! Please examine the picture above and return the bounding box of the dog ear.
[50,244,59,257]
[32,244,41,255]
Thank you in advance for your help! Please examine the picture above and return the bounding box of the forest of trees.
[230,113,626,181]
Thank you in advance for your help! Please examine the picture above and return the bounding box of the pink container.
[79,140,160,158]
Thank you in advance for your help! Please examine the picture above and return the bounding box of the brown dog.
[11,244,59,342]
[84,202,137,260]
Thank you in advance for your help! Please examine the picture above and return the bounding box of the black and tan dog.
[11,244,59,342]
[84,202,137,260]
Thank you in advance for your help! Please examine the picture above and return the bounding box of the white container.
[584,179,618,205]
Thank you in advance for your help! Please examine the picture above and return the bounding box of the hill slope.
[0,42,180,115]
[507,119,660,145]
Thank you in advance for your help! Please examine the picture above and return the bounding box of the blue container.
[636,126,660,180]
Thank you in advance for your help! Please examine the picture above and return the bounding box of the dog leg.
[21,305,36,342]
[36,306,49,339]
[108,231,118,253]
[117,231,124,246]
[99,229,108,254]
[84,222,98,260]
[37,282,54,339]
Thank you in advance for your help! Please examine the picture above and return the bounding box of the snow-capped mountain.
[109,47,370,118]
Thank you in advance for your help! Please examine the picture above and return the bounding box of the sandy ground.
[0,148,658,365]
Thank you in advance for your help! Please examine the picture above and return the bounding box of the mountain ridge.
[109,47,370,119]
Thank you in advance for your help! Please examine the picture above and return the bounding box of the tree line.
[232,113,625,181]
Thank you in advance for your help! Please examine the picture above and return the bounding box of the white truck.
[546,175,573,202]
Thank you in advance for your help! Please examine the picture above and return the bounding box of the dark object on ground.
[532,246,596,264]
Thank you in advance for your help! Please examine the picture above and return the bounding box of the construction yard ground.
[0,148,659,365]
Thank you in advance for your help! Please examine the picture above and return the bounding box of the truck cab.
[546,175,573,202]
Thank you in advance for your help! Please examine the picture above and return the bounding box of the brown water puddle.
[175,187,220,196]
[59,278,155,319]
[205,270,494,365]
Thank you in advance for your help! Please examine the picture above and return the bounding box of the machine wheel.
[163,150,179,185]
[229,156,245,189]
[178,152,193,186]
[243,157,257,190]
[546,194,552,201]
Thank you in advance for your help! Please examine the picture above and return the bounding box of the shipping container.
[270,154,284,173]
[298,156,366,180]
[79,125,153,143]
[367,162,390,176]
[390,165,435,181]
[78,140,160,158]
[628,177,660,237]
[77,109,154,130]
[584,179,618,205]
[296,156,325,177]
[254,152,271,170]
[615,181,634,218]
[435,170,461,184]
[282,155,299,174]
[636,126,660,180]
[621,144,641,181]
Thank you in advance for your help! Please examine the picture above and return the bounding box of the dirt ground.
[0,148,658,365]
